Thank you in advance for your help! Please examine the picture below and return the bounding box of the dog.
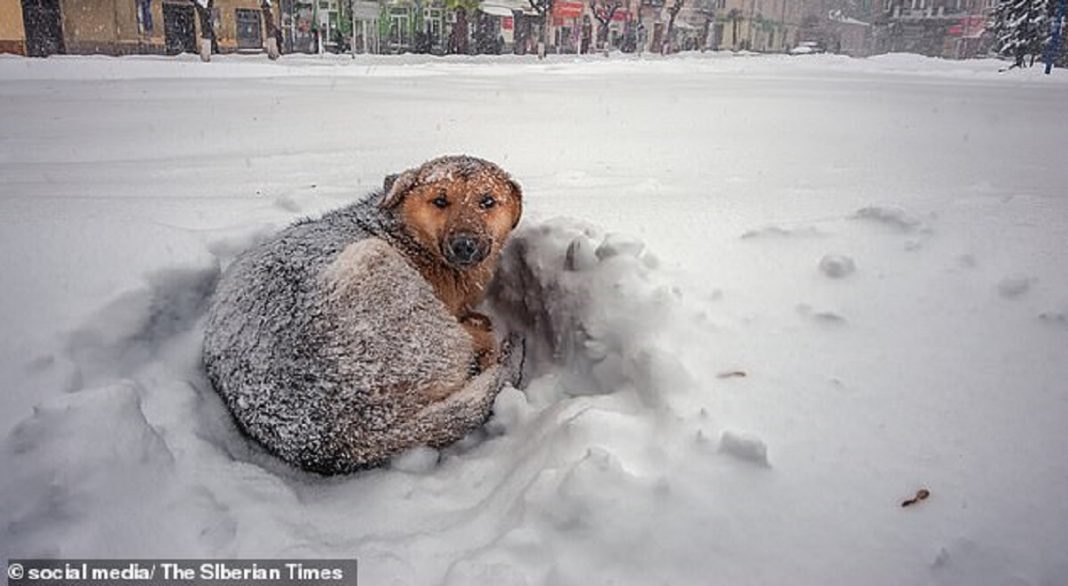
[203,155,523,475]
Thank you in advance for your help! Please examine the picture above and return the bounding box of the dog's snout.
[446,234,486,267]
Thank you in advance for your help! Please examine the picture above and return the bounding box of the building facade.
[710,0,804,51]
[873,0,993,58]
[1,0,279,57]
[0,0,27,54]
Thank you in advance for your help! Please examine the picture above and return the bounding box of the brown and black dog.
[204,156,524,474]
[381,156,522,370]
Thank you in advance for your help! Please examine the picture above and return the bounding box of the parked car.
[790,41,826,55]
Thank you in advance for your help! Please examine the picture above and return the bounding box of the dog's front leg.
[460,312,497,374]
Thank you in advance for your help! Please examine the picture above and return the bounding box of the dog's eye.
[432,196,448,209]
[479,195,497,210]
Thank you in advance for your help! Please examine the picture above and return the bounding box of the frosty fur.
[203,157,521,475]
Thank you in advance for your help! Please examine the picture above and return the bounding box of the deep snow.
[1,52,1067,585]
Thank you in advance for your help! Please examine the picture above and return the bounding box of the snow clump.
[818,254,856,278]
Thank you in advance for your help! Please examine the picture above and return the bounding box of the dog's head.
[380,155,523,271]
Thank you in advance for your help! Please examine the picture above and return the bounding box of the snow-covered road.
[1,52,1067,585]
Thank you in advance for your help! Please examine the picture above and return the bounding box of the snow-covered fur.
[203,159,521,475]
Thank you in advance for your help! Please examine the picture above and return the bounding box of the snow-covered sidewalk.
[1,53,1067,585]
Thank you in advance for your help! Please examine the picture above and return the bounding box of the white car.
[790,41,825,55]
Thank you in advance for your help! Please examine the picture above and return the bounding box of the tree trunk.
[451,7,470,54]
[664,18,674,53]
[538,13,548,58]
[664,1,681,54]
[262,1,281,59]
[194,0,215,62]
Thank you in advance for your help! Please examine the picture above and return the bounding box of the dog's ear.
[380,170,418,209]
[507,179,523,229]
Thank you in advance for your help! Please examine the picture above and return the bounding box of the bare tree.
[527,0,555,57]
[662,0,684,53]
[695,0,714,51]
[193,0,216,62]
[446,0,480,53]
[589,0,624,52]
[262,0,281,59]
[727,7,741,50]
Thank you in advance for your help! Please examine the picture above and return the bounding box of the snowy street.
[1,53,1067,584]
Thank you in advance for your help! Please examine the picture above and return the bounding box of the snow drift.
[1,215,738,586]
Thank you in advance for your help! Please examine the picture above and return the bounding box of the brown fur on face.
[380,156,522,320]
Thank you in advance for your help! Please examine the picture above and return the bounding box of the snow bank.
[0,215,766,585]
[489,218,693,404]
[2,51,1066,83]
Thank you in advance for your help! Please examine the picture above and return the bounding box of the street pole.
[1045,0,1066,73]
[290,0,297,53]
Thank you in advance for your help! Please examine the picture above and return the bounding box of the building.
[827,12,872,55]
[1,0,811,58]
[709,0,804,51]
[481,0,521,52]
[0,0,27,54]
[873,0,993,57]
[2,0,279,57]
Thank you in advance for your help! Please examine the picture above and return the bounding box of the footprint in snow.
[797,303,847,326]
[1038,311,1068,329]
[740,224,826,240]
[997,275,1034,299]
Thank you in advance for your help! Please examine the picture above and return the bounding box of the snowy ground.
[1,52,1067,585]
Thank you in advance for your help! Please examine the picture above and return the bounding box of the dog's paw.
[468,347,497,377]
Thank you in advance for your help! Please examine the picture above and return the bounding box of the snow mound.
[740,224,827,240]
[818,254,856,278]
[852,205,928,233]
[488,218,691,405]
[2,216,767,583]
[2,382,193,557]
[65,262,219,389]
[719,430,770,467]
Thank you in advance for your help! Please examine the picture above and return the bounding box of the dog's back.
[204,198,506,474]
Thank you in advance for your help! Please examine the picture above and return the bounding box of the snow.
[2,52,1068,585]
[818,254,857,278]
[718,429,771,466]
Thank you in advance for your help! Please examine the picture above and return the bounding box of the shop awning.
[480,0,536,16]
[480,4,515,17]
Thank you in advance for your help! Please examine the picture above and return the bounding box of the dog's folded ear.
[383,173,400,194]
[508,179,523,229]
[380,170,418,209]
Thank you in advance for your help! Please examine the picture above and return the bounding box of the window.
[235,8,263,49]
[137,0,154,34]
[389,7,411,48]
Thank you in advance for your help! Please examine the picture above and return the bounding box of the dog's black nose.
[446,234,485,267]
